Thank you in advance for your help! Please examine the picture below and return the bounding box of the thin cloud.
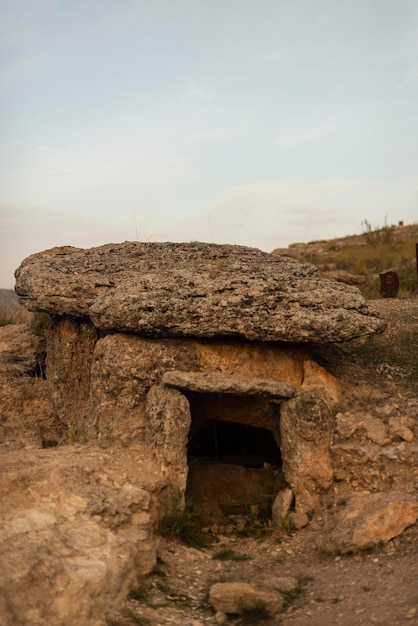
[271,125,335,148]
[186,82,216,100]
[188,129,232,144]
[0,55,41,91]
[406,65,418,82]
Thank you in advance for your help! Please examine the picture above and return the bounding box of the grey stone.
[162,370,296,399]
[15,242,386,343]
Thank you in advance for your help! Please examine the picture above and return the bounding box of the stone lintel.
[162,370,296,399]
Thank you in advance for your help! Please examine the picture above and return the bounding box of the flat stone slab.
[15,241,386,343]
[162,370,296,399]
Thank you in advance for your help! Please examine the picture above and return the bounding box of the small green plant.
[158,506,209,549]
[238,507,273,538]
[238,602,271,625]
[212,549,249,562]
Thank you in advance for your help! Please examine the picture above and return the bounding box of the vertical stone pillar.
[45,317,97,439]
[145,384,191,515]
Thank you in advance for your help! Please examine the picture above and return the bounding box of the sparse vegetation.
[0,307,31,326]
[238,602,271,625]
[237,507,274,538]
[158,506,209,549]
[212,549,250,561]
[274,221,418,299]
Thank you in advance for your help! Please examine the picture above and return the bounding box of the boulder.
[0,445,165,626]
[325,491,418,554]
[15,242,385,343]
[209,581,284,616]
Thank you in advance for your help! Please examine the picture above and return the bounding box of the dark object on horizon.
[379,271,399,298]
[416,243,418,292]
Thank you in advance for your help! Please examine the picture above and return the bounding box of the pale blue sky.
[1,0,418,287]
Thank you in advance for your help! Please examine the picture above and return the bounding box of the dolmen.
[15,242,386,520]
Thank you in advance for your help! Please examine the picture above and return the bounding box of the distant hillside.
[273,222,418,299]
[0,289,20,311]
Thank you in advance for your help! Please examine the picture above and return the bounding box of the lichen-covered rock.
[15,242,385,343]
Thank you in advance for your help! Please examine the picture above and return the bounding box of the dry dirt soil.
[107,298,418,626]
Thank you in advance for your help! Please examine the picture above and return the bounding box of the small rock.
[288,511,309,530]
[389,416,415,442]
[272,488,293,527]
[209,582,284,616]
[215,611,228,624]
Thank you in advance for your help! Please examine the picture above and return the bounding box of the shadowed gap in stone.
[184,392,287,522]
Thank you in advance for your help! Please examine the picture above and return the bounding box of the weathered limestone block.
[325,491,418,554]
[194,340,307,386]
[280,386,336,514]
[43,317,97,438]
[84,335,199,440]
[162,370,296,399]
[144,384,191,513]
[85,335,305,441]
[209,582,284,616]
[0,445,165,626]
[15,242,386,343]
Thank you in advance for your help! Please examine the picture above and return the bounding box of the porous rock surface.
[325,492,418,554]
[0,445,165,626]
[15,242,385,342]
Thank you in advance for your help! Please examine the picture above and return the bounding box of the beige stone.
[15,242,386,343]
[272,488,294,527]
[280,388,335,514]
[162,370,295,399]
[209,581,284,615]
[0,445,164,626]
[388,416,415,442]
[326,492,418,554]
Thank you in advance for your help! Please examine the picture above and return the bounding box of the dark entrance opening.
[185,392,287,525]
[188,419,282,469]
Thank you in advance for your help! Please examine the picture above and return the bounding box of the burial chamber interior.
[184,392,288,522]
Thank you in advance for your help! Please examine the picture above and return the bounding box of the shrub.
[158,506,209,549]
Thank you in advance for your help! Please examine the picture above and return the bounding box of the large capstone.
[15,242,385,343]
